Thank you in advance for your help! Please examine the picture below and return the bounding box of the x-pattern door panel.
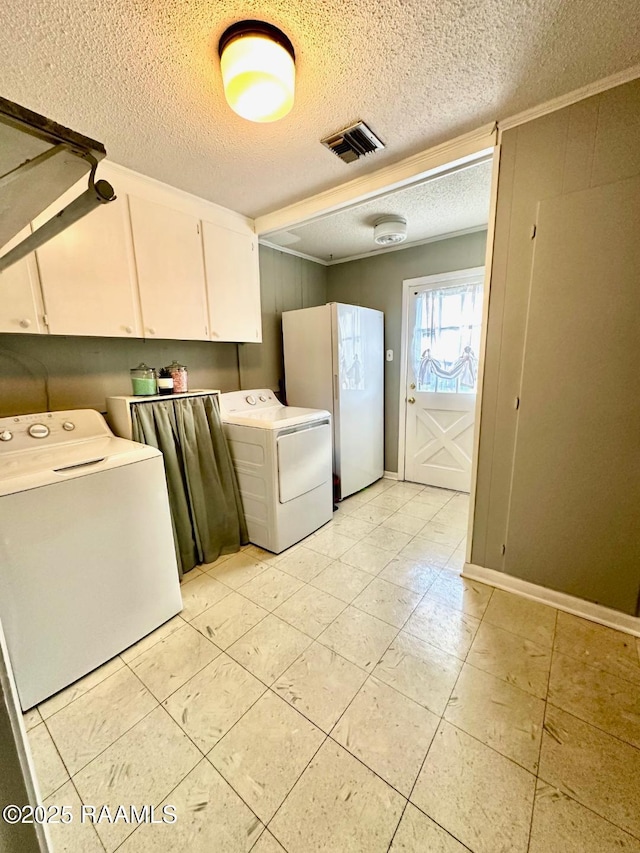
[407,393,475,490]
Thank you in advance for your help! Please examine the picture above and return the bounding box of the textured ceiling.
[1,1,639,218]
[267,159,493,261]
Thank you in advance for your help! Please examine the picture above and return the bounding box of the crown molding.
[326,225,488,266]
[255,124,497,236]
[498,64,640,135]
[258,240,328,266]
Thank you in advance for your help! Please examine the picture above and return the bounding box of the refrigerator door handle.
[333,374,339,400]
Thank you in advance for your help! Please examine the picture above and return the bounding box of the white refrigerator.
[283,302,384,499]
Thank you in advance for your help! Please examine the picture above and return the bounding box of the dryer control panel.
[219,389,281,414]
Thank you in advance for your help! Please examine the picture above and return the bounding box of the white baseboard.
[383,471,399,480]
[463,563,640,639]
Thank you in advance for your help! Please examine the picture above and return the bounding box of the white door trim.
[398,264,486,484]
[465,145,502,563]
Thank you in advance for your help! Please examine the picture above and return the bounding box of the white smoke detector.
[373,216,407,246]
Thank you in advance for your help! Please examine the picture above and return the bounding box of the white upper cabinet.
[33,182,141,337]
[202,221,262,343]
[0,227,45,334]
[128,195,209,341]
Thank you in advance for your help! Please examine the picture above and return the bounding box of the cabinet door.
[202,221,262,343]
[0,228,46,334]
[33,182,141,337]
[129,196,209,341]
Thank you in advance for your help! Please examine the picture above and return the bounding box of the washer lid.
[0,435,160,497]
[221,406,331,430]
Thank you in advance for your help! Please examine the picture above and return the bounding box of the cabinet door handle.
[19,318,31,328]
[147,327,156,335]
[125,325,133,334]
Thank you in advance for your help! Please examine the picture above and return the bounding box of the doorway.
[400,267,484,492]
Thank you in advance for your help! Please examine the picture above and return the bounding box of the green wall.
[239,245,328,394]
[472,77,640,613]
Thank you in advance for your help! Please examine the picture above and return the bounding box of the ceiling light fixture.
[373,216,407,246]
[218,20,295,123]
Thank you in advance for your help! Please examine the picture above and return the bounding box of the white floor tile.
[404,598,480,659]
[273,642,368,733]
[483,589,557,648]
[444,663,545,772]
[190,591,268,650]
[352,577,422,628]
[45,667,157,776]
[378,557,440,594]
[130,623,220,702]
[548,652,640,749]
[310,560,374,603]
[117,759,263,852]
[73,706,201,851]
[28,722,69,798]
[163,654,265,752]
[44,780,104,853]
[340,539,393,575]
[318,606,397,672]
[275,546,334,582]
[529,781,640,853]
[411,721,536,853]
[269,740,405,853]
[274,584,346,638]
[374,631,462,716]
[179,572,231,621]
[227,614,311,685]
[209,691,324,822]
[467,622,552,699]
[389,803,468,852]
[539,706,640,839]
[332,677,439,795]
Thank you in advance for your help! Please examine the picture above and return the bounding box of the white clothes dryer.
[219,390,333,553]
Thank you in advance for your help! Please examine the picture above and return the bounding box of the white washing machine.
[219,390,333,553]
[0,409,182,709]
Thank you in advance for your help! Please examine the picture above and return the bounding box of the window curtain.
[411,282,482,393]
[131,394,248,578]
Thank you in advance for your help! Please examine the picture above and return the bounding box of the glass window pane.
[411,281,482,393]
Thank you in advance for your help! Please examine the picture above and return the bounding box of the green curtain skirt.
[131,394,248,577]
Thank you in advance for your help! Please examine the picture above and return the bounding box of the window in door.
[411,282,483,394]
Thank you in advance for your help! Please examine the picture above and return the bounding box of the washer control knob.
[259,395,267,402]
[245,395,256,405]
[62,421,75,431]
[0,430,13,442]
[28,423,50,439]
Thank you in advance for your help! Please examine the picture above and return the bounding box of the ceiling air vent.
[321,121,385,164]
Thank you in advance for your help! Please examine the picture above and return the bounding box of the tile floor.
[24,478,640,852]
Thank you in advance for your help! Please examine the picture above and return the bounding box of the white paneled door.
[403,269,484,492]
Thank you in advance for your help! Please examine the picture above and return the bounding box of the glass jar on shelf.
[165,360,188,393]
[130,363,157,396]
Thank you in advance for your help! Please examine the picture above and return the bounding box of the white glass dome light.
[373,216,408,246]
[219,21,295,123]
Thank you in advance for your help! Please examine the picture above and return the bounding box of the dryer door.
[277,423,332,504]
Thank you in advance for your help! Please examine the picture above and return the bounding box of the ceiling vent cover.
[321,121,385,164]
